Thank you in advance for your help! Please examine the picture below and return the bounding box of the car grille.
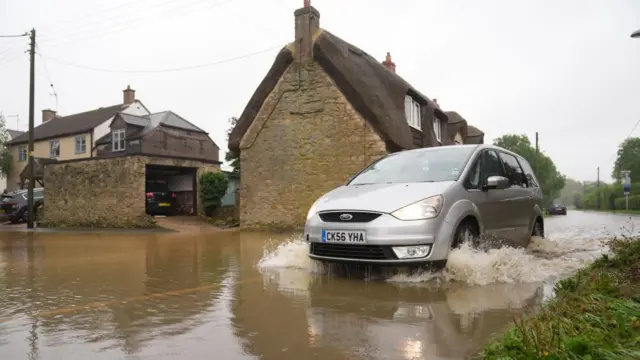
[318,211,382,223]
[310,243,396,260]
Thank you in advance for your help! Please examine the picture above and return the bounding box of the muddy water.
[0,210,637,360]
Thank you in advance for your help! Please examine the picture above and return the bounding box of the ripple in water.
[256,234,605,286]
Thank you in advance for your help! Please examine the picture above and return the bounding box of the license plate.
[159,203,170,207]
[321,230,366,243]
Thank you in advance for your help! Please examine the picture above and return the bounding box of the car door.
[496,151,531,245]
[463,150,511,241]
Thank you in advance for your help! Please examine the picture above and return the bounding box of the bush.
[199,172,228,217]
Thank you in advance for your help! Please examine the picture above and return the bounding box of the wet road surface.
[0,210,638,360]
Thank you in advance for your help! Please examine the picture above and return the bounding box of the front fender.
[430,199,482,260]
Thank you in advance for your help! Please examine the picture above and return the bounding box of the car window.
[348,146,476,185]
[1,195,13,203]
[146,181,169,192]
[498,152,528,188]
[464,155,482,190]
[481,150,505,180]
[517,157,539,188]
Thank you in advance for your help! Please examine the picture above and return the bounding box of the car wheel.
[531,219,544,238]
[452,220,480,249]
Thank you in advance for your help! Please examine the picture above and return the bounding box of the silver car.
[304,145,544,267]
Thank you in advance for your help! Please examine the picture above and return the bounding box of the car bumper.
[146,202,174,214]
[304,212,453,265]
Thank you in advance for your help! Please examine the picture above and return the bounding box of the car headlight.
[306,202,319,220]
[391,195,443,221]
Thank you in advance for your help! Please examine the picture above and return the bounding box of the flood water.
[0,210,638,360]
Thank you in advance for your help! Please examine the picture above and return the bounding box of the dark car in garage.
[547,203,567,215]
[145,180,177,215]
[0,188,45,223]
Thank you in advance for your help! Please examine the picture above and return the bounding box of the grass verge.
[482,237,640,359]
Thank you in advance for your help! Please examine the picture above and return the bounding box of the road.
[0,210,633,360]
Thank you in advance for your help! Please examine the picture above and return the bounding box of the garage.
[145,164,197,216]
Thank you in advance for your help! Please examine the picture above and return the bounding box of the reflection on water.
[0,211,628,359]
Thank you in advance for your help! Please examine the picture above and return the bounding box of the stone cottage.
[228,1,485,230]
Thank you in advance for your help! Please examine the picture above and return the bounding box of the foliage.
[612,137,640,183]
[224,116,239,175]
[483,237,640,359]
[557,177,584,206]
[0,113,13,181]
[493,134,566,207]
[199,171,229,216]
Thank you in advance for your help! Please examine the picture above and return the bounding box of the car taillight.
[171,193,176,198]
[146,192,154,198]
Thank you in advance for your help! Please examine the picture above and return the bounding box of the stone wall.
[43,155,220,228]
[238,61,388,230]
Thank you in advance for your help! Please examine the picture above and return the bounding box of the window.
[348,146,476,185]
[482,150,506,180]
[433,117,442,142]
[498,152,528,188]
[464,156,482,190]
[518,157,539,188]
[112,129,125,151]
[18,146,27,162]
[49,140,60,158]
[404,95,421,130]
[75,135,86,154]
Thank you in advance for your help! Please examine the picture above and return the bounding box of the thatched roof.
[465,125,485,145]
[228,30,447,152]
[19,157,58,181]
[444,111,469,145]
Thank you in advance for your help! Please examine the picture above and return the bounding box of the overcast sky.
[2,0,640,182]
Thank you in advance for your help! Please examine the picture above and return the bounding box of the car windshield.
[1,194,14,203]
[348,146,477,185]
[147,181,169,192]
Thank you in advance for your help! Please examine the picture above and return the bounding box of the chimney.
[123,85,135,105]
[294,0,320,61]
[42,109,56,122]
[382,52,396,73]
[433,98,440,108]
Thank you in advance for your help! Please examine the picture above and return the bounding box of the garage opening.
[145,165,197,216]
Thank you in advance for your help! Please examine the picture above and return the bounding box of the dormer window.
[433,117,442,143]
[112,129,126,151]
[404,95,421,130]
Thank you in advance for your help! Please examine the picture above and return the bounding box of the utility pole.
[535,132,539,173]
[596,166,601,210]
[27,28,35,229]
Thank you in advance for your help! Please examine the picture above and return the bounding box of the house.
[0,129,26,191]
[228,1,485,230]
[6,86,149,191]
[41,93,221,228]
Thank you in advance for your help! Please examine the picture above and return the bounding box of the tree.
[0,113,12,180]
[199,171,229,216]
[225,116,239,175]
[493,134,566,206]
[612,137,640,183]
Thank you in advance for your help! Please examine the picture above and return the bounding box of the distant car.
[304,144,545,268]
[145,180,177,215]
[0,188,45,223]
[547,204,567,215]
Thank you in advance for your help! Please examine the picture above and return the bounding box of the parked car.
[145,180,177,215]
[547,203,567,215]
[0,188,45,223]
[304,144,544,268]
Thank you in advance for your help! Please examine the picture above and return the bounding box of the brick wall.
[238,61,388,230]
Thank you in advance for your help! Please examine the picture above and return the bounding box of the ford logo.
[339,213,353,221]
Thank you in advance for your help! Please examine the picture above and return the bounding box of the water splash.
[256,234,604,286]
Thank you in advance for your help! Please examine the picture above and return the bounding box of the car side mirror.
[484,175,510,190]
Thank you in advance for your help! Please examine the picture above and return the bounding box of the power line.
[0,33,28,38]
[35,43,59,110]
[38,43,285,74]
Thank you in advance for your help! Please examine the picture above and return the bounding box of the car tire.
[531,219,544,238]
[452,219,480,249]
